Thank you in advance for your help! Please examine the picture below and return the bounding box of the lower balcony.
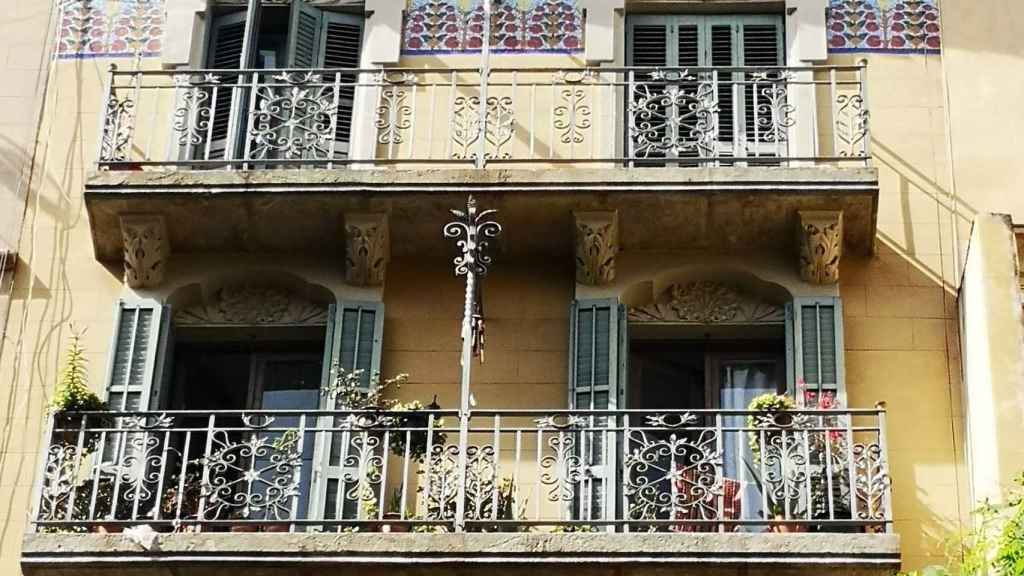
[24,408,899,574]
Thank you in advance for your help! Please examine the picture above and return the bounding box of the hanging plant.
[746,393,796,464]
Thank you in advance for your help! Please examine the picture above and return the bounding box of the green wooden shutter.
[568,299,626,526]
[318,12,364,158]
[626,15,784,161]
[287,0,323,68]
[789,297,846,407]
[310,300,384,521]
[205,10,248,160]
[104,300,168,412]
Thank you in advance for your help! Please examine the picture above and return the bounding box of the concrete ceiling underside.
[84,167,878,262]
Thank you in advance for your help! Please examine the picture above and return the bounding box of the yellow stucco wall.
[4,1,1024,574]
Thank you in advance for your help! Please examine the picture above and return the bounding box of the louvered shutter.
[318,12,364,158]
[205,10,249,161]
[788,298,846,407]
[568,299,625,526]
[104,301,168,412]
[309,301,384,521]
[287,0,323,68]
[627,15,784,163]
[738,18,785,158]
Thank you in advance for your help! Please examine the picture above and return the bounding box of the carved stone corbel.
[120,214,169,289]
[798,210,843,284]
[574,210,618,286]
[344,213,390,286]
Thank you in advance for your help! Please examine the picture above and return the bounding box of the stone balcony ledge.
[23,532,900,575]
[86,166,879,194]
[84,166,878,262]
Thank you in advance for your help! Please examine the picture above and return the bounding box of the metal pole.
[443,196,501,531]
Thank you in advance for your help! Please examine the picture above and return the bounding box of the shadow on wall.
[0,57,124,561]
[872,138,978,293]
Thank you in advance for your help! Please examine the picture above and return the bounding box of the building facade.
[1,0,1023,574]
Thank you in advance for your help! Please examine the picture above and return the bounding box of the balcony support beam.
[797,210,843,285]
[344,213,390,287]
[574,210,619,286]
[119,214,169,289]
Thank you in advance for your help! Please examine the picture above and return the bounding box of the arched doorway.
[624,276,790,413]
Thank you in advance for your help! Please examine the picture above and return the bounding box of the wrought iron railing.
[97,64,870,170]
[32,407,890,534]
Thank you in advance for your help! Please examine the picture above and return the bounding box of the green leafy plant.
[746,393,796,464]
[50,331,108,415]
[322,365,446,461]
[897,472,1024,576]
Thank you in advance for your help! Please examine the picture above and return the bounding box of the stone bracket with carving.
[575,210,618,286]
[798,210,843,285]
[120,214,169,289]
[345,213,390,287]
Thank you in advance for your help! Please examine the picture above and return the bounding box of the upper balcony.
[85,64,878,265]
[98,64,869,170]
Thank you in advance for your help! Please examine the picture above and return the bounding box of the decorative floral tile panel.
[828,0,941,54]
[404,0,583,54]
[58,0,164,59]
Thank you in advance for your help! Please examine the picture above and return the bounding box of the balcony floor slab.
[23,531,900,575]
[84,167,878,262]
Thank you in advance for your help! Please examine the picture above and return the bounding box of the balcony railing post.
[196,413,217,532]
[858,59,872,164]
[28,411,57,531]
[96,64,117,168]
[714,412,725,532]
[876,403,893,533]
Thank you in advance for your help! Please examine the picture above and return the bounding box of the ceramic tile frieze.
[58,0,164,59]
[403,0,583,54]
[828,0,941,54]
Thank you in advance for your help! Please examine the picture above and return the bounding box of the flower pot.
[382,513,409,533]
[230,524,259,533]
[263,523,291,533]
[94,523,124,534]
[769,516,807,533]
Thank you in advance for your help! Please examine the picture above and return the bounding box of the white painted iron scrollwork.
[624,419,723,523]
[201,416,302,521]
[248,71,337,161]
[553,70,594,145]
[629,70,719,159]
[100,92,136,163]
[171,73,218,149]
[835,93,869,157]
[425,443,496,521]
[450,95,515,160]
[375,72,415,146]
[854,442,890,522]
[536,417,587,503]
[750,71,796,147]
[37,443,83,522]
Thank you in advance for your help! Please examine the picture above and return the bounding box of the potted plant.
[321,366,446,462]
[742,458,807,533]
[746,393,796,466]
[382,487,409,533]
[160,463,203,532]
[50,332,109,449]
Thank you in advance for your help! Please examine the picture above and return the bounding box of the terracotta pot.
[230,524,259,533]
[769,516,807,533]
[263,523,291,533]
[382,513,409,533]
[94,523,124,534]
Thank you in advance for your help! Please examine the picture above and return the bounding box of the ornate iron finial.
[443,195,502,278]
